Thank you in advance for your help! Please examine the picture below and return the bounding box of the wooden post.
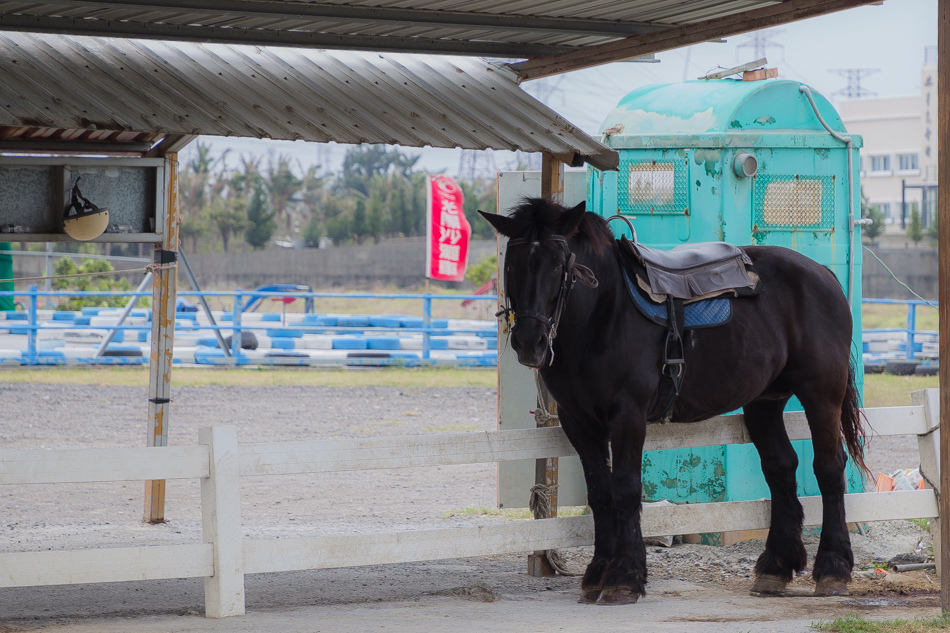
[144,153,180,523]
[528,153,565,577]
[200,426,245,617]
[938,0,950,613]
[541,152,565,204]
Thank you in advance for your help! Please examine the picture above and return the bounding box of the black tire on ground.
[224,331,259,350]
[885,360,920,376]
[101,348,144,357]
[863,363,885,375]
[915,364,939,376]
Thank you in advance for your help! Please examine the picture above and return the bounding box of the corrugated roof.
[0,32,618,170]
[0,1,879,78]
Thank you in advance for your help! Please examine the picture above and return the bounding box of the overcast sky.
[182,0,938,178]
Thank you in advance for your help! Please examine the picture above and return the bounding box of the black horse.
[480,198,865,605]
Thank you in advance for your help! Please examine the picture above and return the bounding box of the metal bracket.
[154,249,178,265]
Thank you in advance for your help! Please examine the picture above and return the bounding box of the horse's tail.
[841,360,869,478]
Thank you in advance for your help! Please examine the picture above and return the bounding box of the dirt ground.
[0,381,938,631]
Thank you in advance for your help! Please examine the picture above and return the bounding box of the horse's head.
[478,198,597,368]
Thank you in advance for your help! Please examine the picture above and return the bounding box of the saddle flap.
[621,237,756,300]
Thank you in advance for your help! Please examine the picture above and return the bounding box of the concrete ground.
[0,552,940,633]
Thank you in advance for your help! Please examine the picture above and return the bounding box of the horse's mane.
[507,197,614,254]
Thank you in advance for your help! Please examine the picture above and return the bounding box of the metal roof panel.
[0,32,617,169]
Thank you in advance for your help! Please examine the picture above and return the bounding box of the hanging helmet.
[63,178,109,241]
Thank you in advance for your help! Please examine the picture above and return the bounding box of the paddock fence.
[0,390,941,617]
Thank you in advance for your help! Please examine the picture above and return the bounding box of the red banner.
[426,175,471,282]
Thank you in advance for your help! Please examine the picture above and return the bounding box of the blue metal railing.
[0,288,499,366]
[862,298,938,362]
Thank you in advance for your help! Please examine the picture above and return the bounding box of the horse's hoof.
[596,588,640,605]
[815,578,849,597]
[750,574,790,595]
[578,587,601,604]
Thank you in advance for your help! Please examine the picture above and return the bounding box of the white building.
[838,47,938,231]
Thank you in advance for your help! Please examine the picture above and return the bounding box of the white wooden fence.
[0,390,941,618]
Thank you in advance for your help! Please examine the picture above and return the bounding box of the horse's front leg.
[557,408,615,603]
[597,417,648,605]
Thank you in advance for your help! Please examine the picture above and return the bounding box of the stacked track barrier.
[0,288,499,367]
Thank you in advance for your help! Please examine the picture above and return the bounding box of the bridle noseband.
[497,235,598,366]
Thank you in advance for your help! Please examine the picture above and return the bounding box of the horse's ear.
[556,201,587,235]
[478,210,516,237]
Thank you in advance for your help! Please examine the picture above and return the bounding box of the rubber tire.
[885,360,919,376]
[101,348,144,357]
[915,364,939,376]
[224,331,259,350]
[863,363,885,375]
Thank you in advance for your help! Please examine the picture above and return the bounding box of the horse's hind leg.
[743,399,807,594]
[799,392,853,596]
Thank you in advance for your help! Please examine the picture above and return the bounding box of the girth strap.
[647,296,686,422]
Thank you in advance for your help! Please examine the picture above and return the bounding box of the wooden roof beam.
[1,0,666,38]
[511,0,884,80]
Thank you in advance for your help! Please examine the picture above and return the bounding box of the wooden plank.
[643,491,937,537]
[513,0,881,80]
[939,0,950,606]
[239,428,578,475]
[0,445,209,484]
[243,490,936,575]
[241,405,926,477]
[0,544,213,587]
[200,426,245,618]
[862,405,930,436]
[242,515,595,574]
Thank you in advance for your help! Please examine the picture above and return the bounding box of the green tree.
[859,188,884,243]
[264,155,303,235]
[906,202,923,246]
[303,216,322,248]
[340,145,419,196]
[465,254,497,288]
[460,178,497,240]
[177,141,222,253]
[52,258,135,311]
[245,183,276,250]
[352,198,368,244]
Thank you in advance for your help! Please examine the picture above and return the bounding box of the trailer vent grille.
[619,159,688,215]
[754,175,835,230]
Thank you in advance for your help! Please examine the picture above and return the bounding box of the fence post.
[231,292,242,360]
[199,425,245,618]
[27,284,37,363]
[422,293,432,361]
[907,303,918,361]
[913,388,941,578]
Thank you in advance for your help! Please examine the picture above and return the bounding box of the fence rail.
[0,390,942,617]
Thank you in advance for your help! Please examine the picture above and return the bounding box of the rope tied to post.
[1,261,176,284]
[528,483,583,576]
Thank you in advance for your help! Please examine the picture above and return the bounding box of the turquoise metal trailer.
[587,77,866,510]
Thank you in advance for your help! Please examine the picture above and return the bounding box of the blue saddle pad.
[623,269,732,329]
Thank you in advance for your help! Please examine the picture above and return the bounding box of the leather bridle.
[497,235,598,366]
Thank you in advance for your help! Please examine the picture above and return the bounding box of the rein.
[497,235,598,366]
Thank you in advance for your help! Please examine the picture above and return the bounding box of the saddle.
[617,237,761,422]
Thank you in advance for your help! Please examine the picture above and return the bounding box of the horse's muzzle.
[510,324,549,368]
